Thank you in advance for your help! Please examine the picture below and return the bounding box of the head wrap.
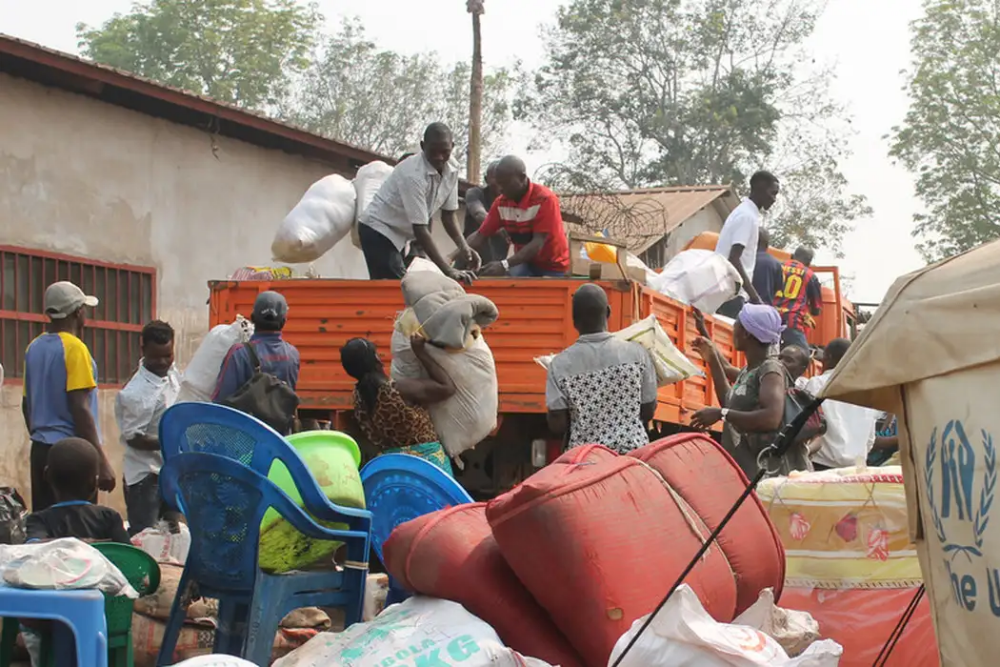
[737,303,785,345]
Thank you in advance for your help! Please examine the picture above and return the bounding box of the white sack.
[176,316,253,403]
[400,269,499,350]
[733,588,821,657]
[608,585,841,667]
[535,314,702,387]
[649,249,741,314]
[0,538,138,598]
[170,657,258,667]
[272,174,356,263]
[391,323,498,460]
[351,161,393,250]
[131,521,191,565]
[274,597,553,667]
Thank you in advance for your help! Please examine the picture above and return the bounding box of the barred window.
[0,247,155,385]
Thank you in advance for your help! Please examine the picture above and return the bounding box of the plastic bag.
[170,657,259,667]
[0,538,138,598]
[131,521,191,565]
[0,488,27,545]
[608,585,842,667]
[176,316,253,403]
[535,315,702,387]
[733,589,820,657]
[272,174,357,263]
[649,249,741,314]
[352,161,393,249]
[273,597,553,667]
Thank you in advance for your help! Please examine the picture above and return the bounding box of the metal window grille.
[0,246,156,385]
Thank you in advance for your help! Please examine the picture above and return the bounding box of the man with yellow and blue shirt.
[22,281,116,511]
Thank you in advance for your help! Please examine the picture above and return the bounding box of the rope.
[610,396,826,667]
[872,584,925,666]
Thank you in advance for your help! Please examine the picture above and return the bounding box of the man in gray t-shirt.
[545,285,658,453]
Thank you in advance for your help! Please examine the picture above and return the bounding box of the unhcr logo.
[925,420,998,613]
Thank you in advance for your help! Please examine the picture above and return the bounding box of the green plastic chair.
[92,542,161,667]
[0,542,161,667]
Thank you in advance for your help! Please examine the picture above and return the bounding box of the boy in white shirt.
[115,320,182,535]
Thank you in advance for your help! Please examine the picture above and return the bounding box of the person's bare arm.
[640,401,656,424]
[126,434,160,452]
[394,336,457,406]
[726,372,785,432]
[693,337,732,408]
[69,390,116,492]
[442,209,480,271]
[412,224,475,284]
[21,401,30,433]
[692,309,740,381]
[465,190,490,226]
[873,435,899,451]
[728,244,762,304]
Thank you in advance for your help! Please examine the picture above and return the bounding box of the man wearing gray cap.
[22,281,116,510]
[212,291,300,406]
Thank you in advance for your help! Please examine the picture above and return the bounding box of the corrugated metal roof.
[0,34,469,185]
[560,184,740,254]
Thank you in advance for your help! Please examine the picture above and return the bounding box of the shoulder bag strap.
[245,341,262,373]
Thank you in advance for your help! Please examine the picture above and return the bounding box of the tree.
[77,0,320,111]
[288,20,519,172]
[523,0,871,253]
[467,0,487,183]
[890,0,1000,260]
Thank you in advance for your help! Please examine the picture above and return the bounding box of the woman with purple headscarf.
[690,304,812,478]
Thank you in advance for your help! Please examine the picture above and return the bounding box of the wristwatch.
[501,259,510,272]
[721,408,730,422]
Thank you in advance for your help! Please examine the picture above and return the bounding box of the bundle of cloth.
[391,260,500,466]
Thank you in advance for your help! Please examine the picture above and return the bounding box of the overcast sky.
[2,0,927,303]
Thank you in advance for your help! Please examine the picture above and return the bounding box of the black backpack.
[221,342,300,435]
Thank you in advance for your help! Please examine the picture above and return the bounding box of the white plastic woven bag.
[272,174,357,263]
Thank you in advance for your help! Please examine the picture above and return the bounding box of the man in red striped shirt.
[774,247,823,349]
[466,155,570,277]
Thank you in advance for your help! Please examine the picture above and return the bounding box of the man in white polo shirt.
[358,122,479,283]
[715,170,780,318]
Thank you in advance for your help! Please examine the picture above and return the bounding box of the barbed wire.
[534,162,670,252]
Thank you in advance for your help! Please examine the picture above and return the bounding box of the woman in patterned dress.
[340,336,455,475]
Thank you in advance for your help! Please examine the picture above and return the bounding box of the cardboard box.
[568,233,647,284]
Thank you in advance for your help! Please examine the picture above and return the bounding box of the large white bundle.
[176,316,253,403]
[274,597,553,667]
[391,321,498,463]
[608,585,842,667]
[351,161,393,249]
[648,249,741,314]
[272,174,356,263]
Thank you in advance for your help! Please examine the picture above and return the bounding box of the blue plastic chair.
[159,402,371,555]
[360,454,474,605]
[0,587,107,667]
[157,452,371,666]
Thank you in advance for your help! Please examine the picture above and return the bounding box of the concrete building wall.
[666,208,726,258]
[0,72,466,512]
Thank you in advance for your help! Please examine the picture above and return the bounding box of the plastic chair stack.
[156,403,372,666]
[0,542,159,667]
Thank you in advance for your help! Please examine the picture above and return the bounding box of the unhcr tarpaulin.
[821,239,1000,667]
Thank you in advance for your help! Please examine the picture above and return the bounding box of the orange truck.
[208,245,851,497]
[683,232,859,346]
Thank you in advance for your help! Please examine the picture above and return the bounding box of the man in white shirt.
[116,320,182,535]
[804,338,879,470]
[715,170,781,318]
[358,122,478,283]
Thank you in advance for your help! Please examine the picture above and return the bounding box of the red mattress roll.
[486,455,738,666]
[628,433,786,614]
[382,503,583,667]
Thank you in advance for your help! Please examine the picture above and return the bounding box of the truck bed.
[208,278,742,427]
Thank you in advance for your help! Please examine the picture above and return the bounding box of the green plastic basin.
[258,430,366,572]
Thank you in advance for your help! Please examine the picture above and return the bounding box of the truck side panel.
[207,278,737,424]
